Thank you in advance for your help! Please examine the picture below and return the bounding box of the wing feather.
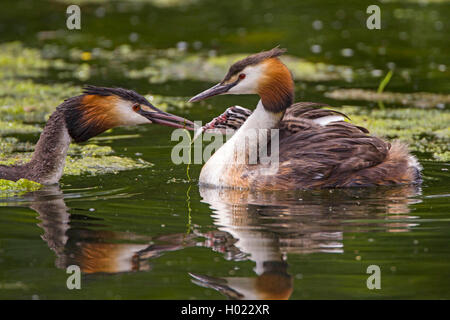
[249,103,396,189]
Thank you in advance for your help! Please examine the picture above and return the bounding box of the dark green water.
[0,0,449,299]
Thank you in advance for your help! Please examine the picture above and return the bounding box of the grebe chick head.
[189,47,294,113]
[204,106,251,132]
[192,105,251,141]
[64,86,194,143]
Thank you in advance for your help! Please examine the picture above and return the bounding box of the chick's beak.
[188,82,235,102]
[138,108,195,130]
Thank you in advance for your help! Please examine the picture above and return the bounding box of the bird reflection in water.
[190,184,422,300]
[23,185,197,274]
[15,183,421,299]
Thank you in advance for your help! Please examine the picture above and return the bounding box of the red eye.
[132,104,140,111]
[239,73,246,80]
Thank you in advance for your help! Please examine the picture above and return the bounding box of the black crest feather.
[82,85,151,106]
[222,46,287,82]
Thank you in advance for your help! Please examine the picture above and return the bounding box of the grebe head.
[64,86,194,142]
[189,47,294,112]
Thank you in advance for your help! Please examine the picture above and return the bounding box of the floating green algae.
[0,121,41,136]
[0,42,81,128]
[126,50,353,83]
[1,42,352,95]
[0,137,33,162]
[67,144,114,157]
[65,143,153,176]
[60,43,353,84]
[326,89,450,109]
[0,178,42,197]
[338,105,450,161]
[0,153,28,167]
[0,140,153,177]
[0,80,80,124]
[0,137,21,155]
[0,153,151,177]
[0,150,152,177]
[0,42,90,84]
[0,42,51,78]
[63,155,151,176]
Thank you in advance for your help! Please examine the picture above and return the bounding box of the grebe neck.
[25,109,71,184]
[199,100,283,188]
[239,100,284,131]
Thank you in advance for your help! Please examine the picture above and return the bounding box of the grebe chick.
[0,86,194,185]
[189,48,422,190]
[193,106,251,141]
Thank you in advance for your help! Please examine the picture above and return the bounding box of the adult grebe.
[189,48,422,190]
[0,86,194,185]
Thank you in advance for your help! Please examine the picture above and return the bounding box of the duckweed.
[0,43,81,126]
[58,44,353,83]
[0,137,19,154]
[0,139,153,176]
[64,155,152,176]
[67,144,114,157]
[339,105,450,161]
[0,178,42,197]
[326,89,450,108]
[126,51,353,83]
[0,121,41,136]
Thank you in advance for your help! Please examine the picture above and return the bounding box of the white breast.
[199,100,282,187]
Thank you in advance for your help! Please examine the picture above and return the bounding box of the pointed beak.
[138,108,195,131]
[189,82,235,102]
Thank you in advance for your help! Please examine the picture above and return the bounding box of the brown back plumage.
[217,102,421,190]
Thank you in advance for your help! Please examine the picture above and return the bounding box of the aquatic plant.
[0,178,42,197]
[325,89,450,109]
[339,105,450,161]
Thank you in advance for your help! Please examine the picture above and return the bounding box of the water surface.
[0,0,449,299]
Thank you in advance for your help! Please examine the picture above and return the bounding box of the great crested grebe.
[189,48,422,190]
[0,86,194,185]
